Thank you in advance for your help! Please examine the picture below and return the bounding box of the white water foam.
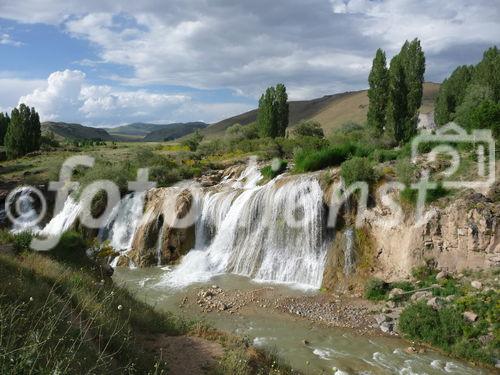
[100,193,145,252]
[159,166,330,290]
[39,196,81,236]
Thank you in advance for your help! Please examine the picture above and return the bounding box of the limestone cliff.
[127,188,196,267]
[365,190,499,281]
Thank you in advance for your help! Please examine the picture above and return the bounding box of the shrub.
[290,120,324,138]
[364,278,389,301]
[400,303,466,347]
[260,159,287,180]
[340,157,376,186]
[12,231,33,253]
[400,183,450,205]
[182,130,204,151]
[294,143,356,172]
[48,231,91,267]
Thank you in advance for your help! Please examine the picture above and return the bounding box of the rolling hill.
[42,121,208,142]
[42,122,114,141]
[143,122,208,141]
[203,82,440,138]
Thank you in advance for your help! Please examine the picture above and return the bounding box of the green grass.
[399,298,498,366]
[364,278,390,301]
[0,231,297,374]
[260,159,287,181]
[294,143,356,172]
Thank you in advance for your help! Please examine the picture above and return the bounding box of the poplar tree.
[386,54,408,144]
[386,39,425,144]
[257,84,289,138]
[400,39,425,141]
[367,48,389,134]
[275,83,289,137]
[4,104,41,159]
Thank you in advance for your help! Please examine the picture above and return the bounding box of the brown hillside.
[203,82,440,138]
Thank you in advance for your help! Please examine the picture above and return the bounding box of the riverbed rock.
[405,346,417,354]
[463,311,478,322]
[115,255,131,267]
[375,314,389,325]
[436,270,448,280]
[411,291,432,302]
[426,297,443,310]
[129,188,196,267]
[388,288,404,300]
[470,280,482,289]
[379,321,394,333]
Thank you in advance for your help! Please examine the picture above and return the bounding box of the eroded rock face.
[365,191,499,281]
[128,187,196,267]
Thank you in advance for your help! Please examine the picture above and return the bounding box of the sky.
[0,0,499,127]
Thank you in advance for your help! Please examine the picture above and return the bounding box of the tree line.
[367,38,426,145]
[434,46,499,138]
[0,103,41,159]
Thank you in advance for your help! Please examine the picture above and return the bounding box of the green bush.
[340,157,376,186]
[260,159,287,180]
[12,231,33,253]
[290,120,324,138]
[399,301,496,365]
[294,143,356,172]
[181,130,204,151]
[48,231,91,267]
[400,183,450,205]
[364,278,389,301]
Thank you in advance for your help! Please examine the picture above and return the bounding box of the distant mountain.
[203,82,440,138]
[41,121,208,142]
[104,123,170,137]
[142,122,208,141]
[41,122,113,141]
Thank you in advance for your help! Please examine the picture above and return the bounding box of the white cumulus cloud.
[17,69,251,125]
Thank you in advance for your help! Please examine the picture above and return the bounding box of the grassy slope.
[203,82,440,138]
[0,235,296,375]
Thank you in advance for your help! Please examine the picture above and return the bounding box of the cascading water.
[39,197,81,236]
[160,165,332,289]
[156,224,165,266]
[343,228,356,275]
[11,187,41,233]
[99,193,145,251]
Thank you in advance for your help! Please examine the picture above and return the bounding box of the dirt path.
[138,334,224,375]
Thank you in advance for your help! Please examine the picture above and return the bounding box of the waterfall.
[39,197,81,236]
[99,193,145,251]
[160,166,331,289]
[11,187,41,233]
[156,223,165,266]
[343,228,356,275]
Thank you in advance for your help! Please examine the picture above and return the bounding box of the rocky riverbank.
[180,284,394,337]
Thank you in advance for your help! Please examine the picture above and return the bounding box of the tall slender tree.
[386,39,425,144]
[257,84,289,138]
[386,54,408,144]
[274,83,289,137]
[4,104,41,159]
[257,87,276,138]
[367,48,389,134]
[0,112,9,146]
[400,39,426,141]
